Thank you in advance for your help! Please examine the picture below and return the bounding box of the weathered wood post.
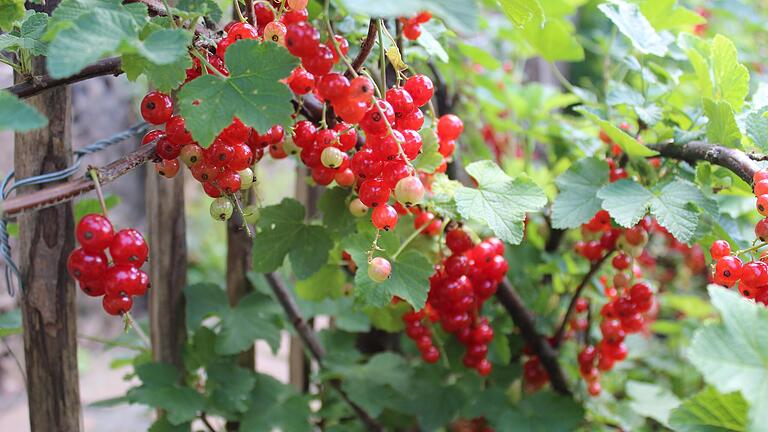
[14,1,82,429]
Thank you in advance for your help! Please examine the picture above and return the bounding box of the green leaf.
[429,173,462,219]
[599,179,708,242]
[0,91,48,132]
[48,0,146,35]
[639,0,705,31]
[496,391,584,432]
[598,0,669,57]
[669,386,748,432]
[0,0,24,31]
[598,179,654,227]
[122,54,193,93]
[46,3,192,79]
[704,99,741,148]
[649,180,708,243]
[417,28,448,63]
[520,15,584,62]
[661,293,715,319]
[252,198,332,279]
[318,187,356,239]
[354,250,433,309]
[0,12,49,55]
[711,34,749,112]
[128,363,205,425]
[0,309,22,337]
[206,360,256,414]
[241,374,312,432]
[148,418,190,432]
[175,0,222,22]
[178,40,298,147]
[183,283,228,329]
[337,0,479,33]
[497,0,544,27]
[626,381,681,427]
[215,292,281,355]
[413,129,443,173]
[551,158,609,229]
[331,352,411,416]
[745,107,768,152]
[576,107,658,157]
[457,43,501,70]
[455,160,547,244]
[295,264,344,300]
[299,297,370,333]
[688,286,768,431]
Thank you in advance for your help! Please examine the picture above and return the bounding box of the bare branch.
[346,20,378,79]
[263,272,383,432]
[2,142,157,219]
[649,140,760,184]
[496,280,571,396]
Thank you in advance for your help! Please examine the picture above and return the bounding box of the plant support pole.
[14,0,82,430]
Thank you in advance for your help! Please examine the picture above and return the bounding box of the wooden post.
[289,166,318,392]
[14,1,82,428]
[146,171,187,368]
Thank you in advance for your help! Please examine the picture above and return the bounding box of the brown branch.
[649,140,760,185]
[552,249,614,347]
[345,19,378,79]
[496,280,570,396]
[7,57,123,99]
[2,141,157,219]
[263,272,383,432]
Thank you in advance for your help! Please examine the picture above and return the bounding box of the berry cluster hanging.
[67,214,149,315]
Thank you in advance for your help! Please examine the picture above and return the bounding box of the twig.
[648,141,760,185]
[7,57,123,99]
[200,412,217,432]
[123,311,152,349]
[263,272,383,431]
[496,279,570,395]
[2,140,158,219]
[552,249,614,347]
[346,20,378,79]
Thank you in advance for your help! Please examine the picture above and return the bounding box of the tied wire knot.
[1,122,149,296]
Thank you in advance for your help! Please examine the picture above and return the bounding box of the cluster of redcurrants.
[66,214,149,316]
[574,210,649,262]
[398,11,433,40]
[577,280,656,396]
[709,169,768,303]
[401,229,506,376]
[140,91,261,223]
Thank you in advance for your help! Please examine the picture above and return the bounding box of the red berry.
[741,260,768,287]
[110,229,149,267]
[227,143,253,171]
[76,214,114,252]
[220,118,250,145]
[227,22,259,41]
[317,73,350,102]
[403,22,422,40]
[103,264,143,297]
[102,294,133,316]
[348,76,375,103]
[758,195,768,216]
[67,248,108,282]
[612,253,631,270]
[288,67,315,95]
[301,44,334,76]
[476,359,492,376]
[155,158,180,178]
[358,179,390,207]
[403,74,434,107]
[327,34,349,62]
[397,109,424,130]
[165,115,194,146]
[215,171,241,193]
[437,114,464,141]
[754,169,768,184]
[371,204,399,230]
[446,229,473,254]
[421,346,440,363]
[386,87,415,117]
[79,280,105,297]
[709,240,731,260]
[142,130,165,147]
[755,179,768,195]
[140,91,173,125]
[757,218,768,242]
[714,256,743,286]
[285,22,320,57]
[156,137,182,160]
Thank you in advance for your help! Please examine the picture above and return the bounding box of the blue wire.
[1,122,149,296]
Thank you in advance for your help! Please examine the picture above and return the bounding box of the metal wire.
[1,122,149,296]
